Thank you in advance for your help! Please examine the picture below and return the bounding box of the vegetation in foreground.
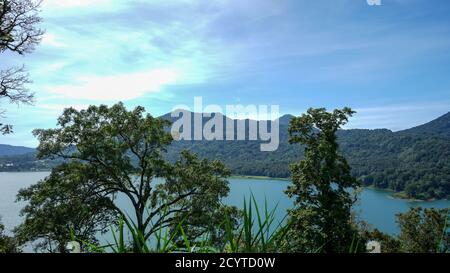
[0,104,447,253]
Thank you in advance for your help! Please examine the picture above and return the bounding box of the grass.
[74,194,291,253]
[71,196,449,254]
[223,193,291,253]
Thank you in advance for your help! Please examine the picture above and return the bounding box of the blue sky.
[1,0,450,147]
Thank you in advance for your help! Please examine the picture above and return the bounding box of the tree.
[1,1,42,246]
[166,151,240,248]
[0,218,19,253]
[15,165,117,253]
[17,103,236,252]
[397,207,449,253]
[361,208,449,253]
[283,107,361,253]
[0,0,43,134]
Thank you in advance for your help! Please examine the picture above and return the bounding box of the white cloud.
[38,103,89,112]
[41,33,67,47]
[43,0,111,9]
[46,68,180,101]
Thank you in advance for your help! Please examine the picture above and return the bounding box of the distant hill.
[0,144,35,156]
[1,111,450,200]
[399,111,450,137]
[164,111,450,200]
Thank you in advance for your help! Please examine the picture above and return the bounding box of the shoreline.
[1,171,447,202]
[229,175,290,181]
[230,175,448,202]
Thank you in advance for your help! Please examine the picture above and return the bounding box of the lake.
[1,172,449,239]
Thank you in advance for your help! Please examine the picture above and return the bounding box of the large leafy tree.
[283,107,361,253]
[15,165,116,253]
[16,103,235,252]
[0,0,43,134]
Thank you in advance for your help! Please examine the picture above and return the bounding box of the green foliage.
[0,218,19,253]
[3,111,450,200]
[3,104,449,253]
[14,165,116,252]
[284,107,362,253]
[402,112,450,138]
[340,129,450,200]
[397,207,449,253]
[165,150,240,249]
[0,151,60,171]
[16,103,238,252]
[362,207,449,253]
[164,112,450,200]
[223,194,291,253]
[76,195,290,253]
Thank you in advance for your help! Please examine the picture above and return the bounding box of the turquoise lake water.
[1,172,449,239]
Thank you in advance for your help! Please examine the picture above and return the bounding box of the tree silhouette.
[0,0,43,134]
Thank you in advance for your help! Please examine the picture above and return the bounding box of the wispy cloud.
[43,0,113,9]
[41,33,67,48]
[47,68,180,101]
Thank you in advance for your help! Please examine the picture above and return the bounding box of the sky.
[1,0,450,147]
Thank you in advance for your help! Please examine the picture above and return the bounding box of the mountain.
[1,111,450,200]
[278,114,295,126]
[164,111,450,200]
[0,144,35,156]
[399,111,450,137]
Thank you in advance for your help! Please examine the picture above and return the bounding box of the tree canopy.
[397,207,449,253]
[283,107,362,253]
[16,103,237,252]
[363,207,449,253]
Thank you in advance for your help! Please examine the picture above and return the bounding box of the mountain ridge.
[2,110,448,150]
[398,111,450,137]
[1,110,449,200]
[0,144,35,157]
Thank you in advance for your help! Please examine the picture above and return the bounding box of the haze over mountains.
[1,111,450,200]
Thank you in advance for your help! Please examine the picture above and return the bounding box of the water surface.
[1,172,449,237]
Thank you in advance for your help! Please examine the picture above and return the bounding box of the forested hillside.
[0,145,35,157]
[165,111,450,200]
[1,111,449,200]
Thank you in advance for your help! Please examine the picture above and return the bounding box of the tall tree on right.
[284,107,361,253]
